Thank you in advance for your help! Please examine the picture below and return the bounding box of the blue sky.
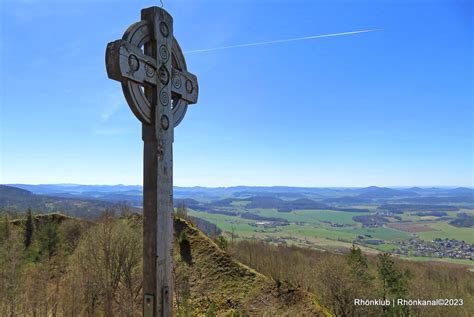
[0,0,472,187]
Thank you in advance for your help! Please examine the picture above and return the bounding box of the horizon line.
[3,183,472,189]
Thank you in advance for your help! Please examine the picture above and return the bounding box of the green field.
[189,208,413,244]
[417,222,474,243]
[254,208,367,225]
[400,256,474,268]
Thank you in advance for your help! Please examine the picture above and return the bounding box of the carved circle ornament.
[117,21,192,127]
[128,54,140,71]
[159,21,170,37]
[173,75,182,89]
[161,115,170,130]
[185,79,193,93]
[145,64,155,78]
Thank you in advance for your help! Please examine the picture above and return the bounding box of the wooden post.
[141,7,174,316]
[142,124,158,316]
[105,6,198,316]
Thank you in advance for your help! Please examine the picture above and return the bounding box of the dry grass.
[173,217,331,316]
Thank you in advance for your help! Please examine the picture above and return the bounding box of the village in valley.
[392,238,474,260]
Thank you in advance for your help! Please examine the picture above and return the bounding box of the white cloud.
[100,92,125,122]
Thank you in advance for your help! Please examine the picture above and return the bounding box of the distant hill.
[8,183,142,194]
[323,196,371,204]
[0,185,32,199]
[233,191,312,199]
[212,196,329,212]
[6,184,473,209]
[378,204,460,213]
[447,187,474,196]
[356,186,419,199]
[393,196,474,204]
[0,185,137,219]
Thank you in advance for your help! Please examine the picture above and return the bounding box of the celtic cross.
[105,6,198,317]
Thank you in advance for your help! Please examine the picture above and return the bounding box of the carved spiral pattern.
[145,64,155,77]
[173,76,182,89]
[158,66,169,85]
[160,90,169,106]
[159,45,169,62]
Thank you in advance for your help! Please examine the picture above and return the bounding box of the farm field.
[188,208,414,242]
[417,222,474,243]
[386,222,436,232]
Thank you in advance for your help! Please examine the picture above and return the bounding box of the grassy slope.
[173,218,332,316]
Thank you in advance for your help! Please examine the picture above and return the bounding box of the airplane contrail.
[184,29,381,54]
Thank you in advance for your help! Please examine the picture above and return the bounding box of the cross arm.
[105,39,198,104]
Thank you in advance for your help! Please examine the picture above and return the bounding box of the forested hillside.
[1,208,473,316]
[0,211,329,316]
[0,185,136,218]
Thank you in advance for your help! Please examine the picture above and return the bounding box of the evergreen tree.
[0,213,11,242]
[215,235,228,250]
[377,252,410,316]
[24,208,34,249]
[348,244,372,284]
[37,222,63,260]
[347,244,368,276]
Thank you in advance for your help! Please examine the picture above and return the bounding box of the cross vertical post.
[141,7,174,317]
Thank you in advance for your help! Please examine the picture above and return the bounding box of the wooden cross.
[105,6,198,317]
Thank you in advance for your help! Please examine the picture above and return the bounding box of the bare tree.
[71,214,142,316]
[176,201,188,219]
[0,215,24,317]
